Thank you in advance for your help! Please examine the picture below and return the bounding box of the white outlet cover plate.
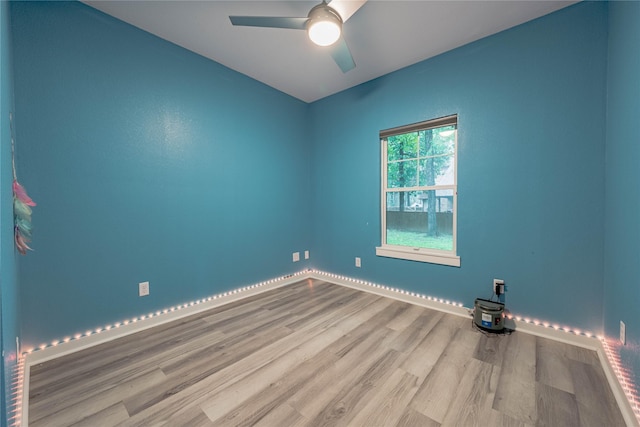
[355,257,361,267]
[293,252,300,262]
[139,281,150,297]
[620,320,626,345]
[304,250,310,259]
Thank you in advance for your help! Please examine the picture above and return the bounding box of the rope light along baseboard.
[311,269,591,339]
[601,337,640,423]
[12,268,640,426]
[9,354,25,427]
[21,270,308,356]
[310,269,465,308]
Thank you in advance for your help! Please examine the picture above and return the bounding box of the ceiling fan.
[229,0,367,73]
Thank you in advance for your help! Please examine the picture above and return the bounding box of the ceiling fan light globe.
[306,3,343,46]
[308,20,341,46]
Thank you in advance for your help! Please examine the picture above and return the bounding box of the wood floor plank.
[28,280,626,427]
[347,368,420,427]
[160,407,215,427]
[258,281,351,314]
[306,348,403,427]
[31,368,166,426]
[158,314,295,375]
[387,303,428,331]
[389,309,444,354]
[252,403,308,427]
[122,325,293,416]
[285,290,384,332]
[563,343,600,366]
[198,317,377,423]
[570,359,627,427]
[535,382,579,427]
[399,313,462,381]
[325,300,410,358]
[492,331,537,425]
[440,358,499,426]
[30,329,229,416]
[202,283,348,335]
[395,407,440,427]
[287,326,398,420]
[409,327,482,423]
[212,303,406,425]
[29,318,212,395]
[482,410,535,427]
[285,301,407,419]
[208,347,339,426]
[535,336,575,394]
[473,329,510,366]
[64,402,130,427]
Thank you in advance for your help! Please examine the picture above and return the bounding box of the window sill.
[375,246,461,267]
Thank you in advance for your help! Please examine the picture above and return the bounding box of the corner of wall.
[1,1,22,425]
[604,0,640,422]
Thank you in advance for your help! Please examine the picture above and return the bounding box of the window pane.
[387,133,418,161]
[387,160,417,188]
[385,190,454,251]
[418,126,456,157]
[419,155,454,186]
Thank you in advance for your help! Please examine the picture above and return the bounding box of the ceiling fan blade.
[327,0,367,23]
[229,16,308,30]
[329,37,355,73]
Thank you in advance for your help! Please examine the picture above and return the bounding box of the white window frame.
[375,114,460,267]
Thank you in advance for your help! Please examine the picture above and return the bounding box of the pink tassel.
[14,227,32,255]
[13,180,36,206]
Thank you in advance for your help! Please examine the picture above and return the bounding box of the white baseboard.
[597,340,640,427]
[17,269,639,427]
[307,270,470,318]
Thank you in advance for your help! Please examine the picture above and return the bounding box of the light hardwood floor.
[28,279,626,426]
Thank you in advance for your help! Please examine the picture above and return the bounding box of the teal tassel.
[15,217,32,239]
[11,123,37,254]
[14,197,32,222]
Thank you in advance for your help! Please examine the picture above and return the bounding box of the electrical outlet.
[620,320,626,345]
[304,250,310,260]
[293,252,300,262]
[355,257,361,267]
[493,279,504,295]
[139,281,150,297]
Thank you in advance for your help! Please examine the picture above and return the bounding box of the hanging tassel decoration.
[10,113,36,255]
[13,180,36,255]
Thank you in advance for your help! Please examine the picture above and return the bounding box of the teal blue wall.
[9,1,312,349]
[604,0,640,394]
[310,1,608,333]
[1,0,19,424]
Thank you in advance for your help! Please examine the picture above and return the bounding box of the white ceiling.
[84,0,577,103]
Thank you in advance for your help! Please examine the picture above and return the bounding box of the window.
[376,115,460,267]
